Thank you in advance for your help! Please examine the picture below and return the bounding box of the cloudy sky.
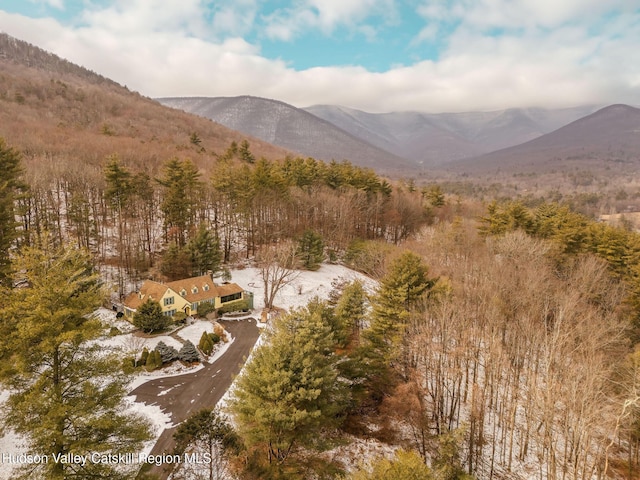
[0,0,639,113]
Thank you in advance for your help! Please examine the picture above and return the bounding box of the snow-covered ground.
[229,263,377,311]
[0,263,376,480]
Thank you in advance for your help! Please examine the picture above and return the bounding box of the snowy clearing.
[229,263,377,311]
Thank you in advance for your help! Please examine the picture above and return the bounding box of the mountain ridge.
[447,103,640,173]
[158,95,417,173]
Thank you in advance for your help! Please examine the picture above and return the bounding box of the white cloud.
[263,0,396,40]
[0,1,639,113]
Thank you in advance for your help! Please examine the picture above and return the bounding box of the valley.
[1,32,640,480]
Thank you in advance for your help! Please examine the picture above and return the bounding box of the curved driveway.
[130,319,260,479]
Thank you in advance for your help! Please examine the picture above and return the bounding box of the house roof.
[123,280,170,311]
[167,275,218,303]
[124,275,246,311]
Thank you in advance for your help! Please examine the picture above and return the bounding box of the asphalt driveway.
[130,319,261,479]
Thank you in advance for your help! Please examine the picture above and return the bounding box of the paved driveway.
[130,319,260,479]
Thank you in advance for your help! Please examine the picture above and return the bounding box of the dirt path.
[130,319,261,479]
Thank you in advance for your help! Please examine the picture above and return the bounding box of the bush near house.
[218,299,249,315]
[196,301,216,318]
[134,298,169,333]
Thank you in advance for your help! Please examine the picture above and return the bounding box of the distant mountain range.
[2,31,639,179]
[447,103,640,173]
[158,96,416,173]
[159,96,609,171]
[304,104,601,165]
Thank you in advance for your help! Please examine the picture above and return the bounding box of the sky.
[0,0,639,113]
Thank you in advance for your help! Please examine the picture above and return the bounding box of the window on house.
[180,289,186,296]
[164,297,175,306]
[164,309,176,317]
[220,292,242,303]
[192,286,198,294]
[203,284,209,291]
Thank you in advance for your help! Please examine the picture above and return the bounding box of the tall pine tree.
[0,239,151,479]
[0,138,25,287]
[229,307,348,470]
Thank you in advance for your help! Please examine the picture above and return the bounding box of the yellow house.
[123,274,249,320]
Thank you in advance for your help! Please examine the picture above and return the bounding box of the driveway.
[130,319,261,479]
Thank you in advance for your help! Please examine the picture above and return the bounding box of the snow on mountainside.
[305,104,601,166]
[158,96,416,173]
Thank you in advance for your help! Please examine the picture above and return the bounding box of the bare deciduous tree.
[258,241,300,310]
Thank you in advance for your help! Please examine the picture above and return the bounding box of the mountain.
[158,96,416,173]
[0,34,291,176]
[304,104,601,166]
[448,104,640,174]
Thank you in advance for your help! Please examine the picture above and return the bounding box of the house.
[123,274,251,320]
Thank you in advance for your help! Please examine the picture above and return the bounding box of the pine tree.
[160,242,191,280]
[155,341,179,364]
[359,251,435,398]
[334,280,367,346]
[297,230,324,271]
[0,138,25,286]
[186,223,222,277]
[178,340,200,363]
[0,240,151,479]
[366,251,434,360]
[229,307,348,468]
[173,408,240,480]
[157,158,203,246]
[134,297,169,333]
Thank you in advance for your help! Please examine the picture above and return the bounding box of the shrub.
[199,331,214,355]
[179,340,200,363]
[155,341,179,364]
[173,311,187,324]
[196,302,216,318]
[218,299,249,314]
[134,298,169,333]
[145,350,161,370]
[122,357,135,374]
[139,347,149,366]
[210,333,220,344]
[109,326,121,336]
[213,323,226,341]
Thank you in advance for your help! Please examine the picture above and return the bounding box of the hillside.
[305,104,600,166]
[448,104,640,174]
[0,34,292,176]
[157,96,417,173]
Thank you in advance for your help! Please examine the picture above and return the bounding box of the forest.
[2,127,640,480]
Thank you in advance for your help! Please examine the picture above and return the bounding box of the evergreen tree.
[297,230,324,271]
[0,138,25,286]
[229,307,348,468]
[173,409,240,480]
[178,340,200,363]
[365,251,434,361]
[155,341,179,364]
[134,297,168,333]
[0,240,151,479]
[334,280,367,346]
[199,330,214,355]
[186,223,222,277]
[160,242,191,280]
[358,251,435,399]
[157,158,203,246]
